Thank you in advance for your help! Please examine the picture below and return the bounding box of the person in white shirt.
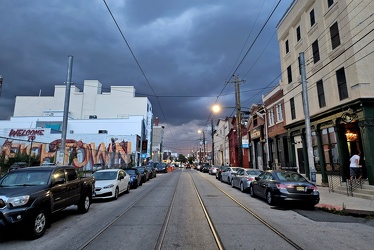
[349,151,361,181]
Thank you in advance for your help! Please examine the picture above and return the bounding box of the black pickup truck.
[0,165,95,239]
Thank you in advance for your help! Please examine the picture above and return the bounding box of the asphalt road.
[1,168,373,250]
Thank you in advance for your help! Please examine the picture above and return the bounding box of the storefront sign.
[8,129,45,137]
[341,112,358,123]
[250,129,261,139]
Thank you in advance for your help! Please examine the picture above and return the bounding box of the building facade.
[262,85,289,170]
[213,118,232,166]
[277,0,374,184]
[14,80,153,158]
[0,115,145,168]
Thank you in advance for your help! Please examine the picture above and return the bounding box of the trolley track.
[76,169,303,249]
[189,171,304,250]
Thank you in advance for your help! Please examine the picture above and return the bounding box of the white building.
[13,80,153,158]
[0,80,154,168]
[0,114,145,168]
[151,117,164,163]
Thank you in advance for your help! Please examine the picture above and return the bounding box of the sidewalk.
[316,186,374,215]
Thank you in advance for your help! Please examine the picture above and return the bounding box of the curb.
[316,204,374,217]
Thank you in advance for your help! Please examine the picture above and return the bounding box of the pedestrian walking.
[349,151,362,181]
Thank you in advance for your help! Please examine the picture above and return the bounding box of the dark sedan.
[136,167,150,182]
[155,163,168,173]
[123,168,142,188]
[249,170,320,208]
[146,165,157,179]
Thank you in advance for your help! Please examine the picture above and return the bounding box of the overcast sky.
[0,0,294,155]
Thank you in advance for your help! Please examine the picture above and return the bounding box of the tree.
[178,154,187,163]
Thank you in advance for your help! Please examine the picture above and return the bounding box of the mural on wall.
[1,138,132,168]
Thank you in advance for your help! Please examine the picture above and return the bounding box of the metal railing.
[327,170,343,193]
[346,178,368,196]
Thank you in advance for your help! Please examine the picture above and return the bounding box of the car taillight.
[307,186,318,191]
[276,184,295,189]
[246,177,255,181]
[276,184,287,189]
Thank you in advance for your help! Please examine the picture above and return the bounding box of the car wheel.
[78,193,91,213]
[266,190,274,205]
[114,187,119,200]
[240,182,245,192]
[249,186,256,197]
[28,209,48,239]
[125,183,130,194]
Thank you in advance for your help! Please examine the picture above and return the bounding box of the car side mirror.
[53,178,65,185]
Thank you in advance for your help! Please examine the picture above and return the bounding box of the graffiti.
[1,139,132,168]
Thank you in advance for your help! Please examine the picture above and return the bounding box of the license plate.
[296,186,304,191]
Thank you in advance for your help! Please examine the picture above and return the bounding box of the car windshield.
[246,170,262,175]
[276,172,307,182]
[125,169,136,175]
[157,164,166,168]
[0,170,51,186]
[93,171,118,180]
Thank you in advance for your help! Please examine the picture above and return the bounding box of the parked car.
[201,164,211,173]
[93,169,130,200]
[231,168,263,192]
[216,165,229,180]
[209,166,219,175]
[249,170,320,207]
[221,167,242,184]
[7,162,28,172]
[136,166,150,182]
[146,165,157,179]
[123,167,142,188]
[0,165,95,239]
[155,163,168,173]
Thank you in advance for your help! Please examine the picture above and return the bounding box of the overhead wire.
[102,0,182,153]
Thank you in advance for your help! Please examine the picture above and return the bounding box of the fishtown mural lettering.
[1,138,132,168]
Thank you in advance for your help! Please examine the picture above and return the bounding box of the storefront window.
[321,127,340,171]
[312,132,321,171]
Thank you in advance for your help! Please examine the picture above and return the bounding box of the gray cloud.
[0,0,293,154]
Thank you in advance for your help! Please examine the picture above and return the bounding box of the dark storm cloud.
[0,0,293,153]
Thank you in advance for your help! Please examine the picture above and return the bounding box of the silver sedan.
[231,168,263,192]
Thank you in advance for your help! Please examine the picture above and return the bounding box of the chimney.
[155,117,159,126]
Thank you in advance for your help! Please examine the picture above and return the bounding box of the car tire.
[266,190,274,205]
[28,209,48,239]
[114,187,119,200]
[240,182,245,192]
[125,183,130,194]
[78,193,91,213]
[249,186,256,197]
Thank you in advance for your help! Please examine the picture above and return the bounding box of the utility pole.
[59,55,74,165]
[211,118,215,165]
[0,75,3,97]
[203,130,206,163]
[234,75,244,168]
[300,52,316,182]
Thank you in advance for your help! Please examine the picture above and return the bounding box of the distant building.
[151,117,164,163]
